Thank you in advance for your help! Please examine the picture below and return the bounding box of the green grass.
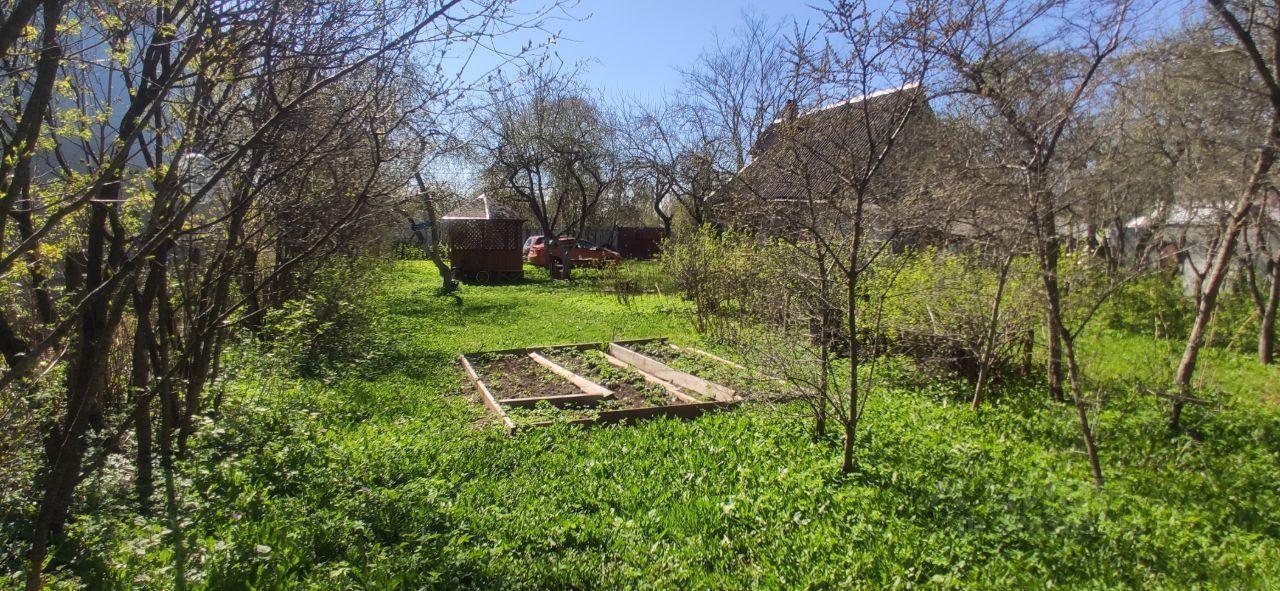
[35,261,1280,589]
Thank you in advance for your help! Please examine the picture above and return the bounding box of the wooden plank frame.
[670,343,745,370]
[670,343,790,388]
[513,401,727,432]
[460,352,610,409]
[458,354,516,431]
[459,337,741,434]
[528,352,613,398]
[608,343,741,403]
[601,352,703,404]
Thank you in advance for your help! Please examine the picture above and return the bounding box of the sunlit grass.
[43,260,1280,590]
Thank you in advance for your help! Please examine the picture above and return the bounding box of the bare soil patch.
[469,352,583,401]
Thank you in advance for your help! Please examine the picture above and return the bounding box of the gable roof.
[440,193,524,221]
[714,83,931,211]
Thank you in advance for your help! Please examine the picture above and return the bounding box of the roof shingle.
[713,84,931,218]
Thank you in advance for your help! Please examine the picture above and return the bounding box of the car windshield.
[576,240,595,248]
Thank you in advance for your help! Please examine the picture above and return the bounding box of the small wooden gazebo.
[440,194,525,282]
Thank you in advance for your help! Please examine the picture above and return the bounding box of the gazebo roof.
[440,194,524,221]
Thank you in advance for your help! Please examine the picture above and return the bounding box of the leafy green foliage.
[550,347,671,406]
[659,226,773,330]
[258,259,387,378]
[1100,268,1276,354]
[1101,271,1193,339]
[10,261,1280,589]
[868,249,1040,385]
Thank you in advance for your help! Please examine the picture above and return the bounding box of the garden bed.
[629,341,788,400]
[462,351,607,406]
[459,339,739,432]
[541,346,696,407]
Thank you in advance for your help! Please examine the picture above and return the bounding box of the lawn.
[54,261,1280,589]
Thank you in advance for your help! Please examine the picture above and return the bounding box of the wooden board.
[514,401,730,432]
[497,392,611,409]
[458,355,516,431]
[608,343,738,402]
[672,343,788,388]
[602,352,703,404]
[528,352,613,398]
[670,343,746,370]
[477,337,666,357]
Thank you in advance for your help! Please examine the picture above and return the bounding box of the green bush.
[868,249,1041,386]
[1101,271,1192,339]
[658,226,774,330]
[1097,268,1275,356]
[259,258,386,378]
[1208,279,1269,353]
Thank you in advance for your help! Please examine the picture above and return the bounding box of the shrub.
[577,260,674,306]
[1101,271,1193,339]
[1096,267,1273,355]
[658,226,772,330]
[259,258,385,378]
[869,249,1041,386]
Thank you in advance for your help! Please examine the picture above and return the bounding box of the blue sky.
[518,0,818,102]
[480,0,1192,104]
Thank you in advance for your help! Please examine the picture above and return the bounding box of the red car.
[524,236,621,267]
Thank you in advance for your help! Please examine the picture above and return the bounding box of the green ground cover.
[26,261,1280,589]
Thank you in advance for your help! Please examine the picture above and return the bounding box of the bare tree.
[1241,197,1280,364]
[706,0,942,473]
[620,99,727,234]
[678,10,793,174]
[0,1,574,587]
[479,72,617,279]
[620,101,682,234]
[1171,0,1280,428]
[927,0,1141,490]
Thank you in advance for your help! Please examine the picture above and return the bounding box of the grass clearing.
[35,261,1280,589]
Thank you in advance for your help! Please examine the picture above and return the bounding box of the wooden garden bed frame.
[459,338,742,433]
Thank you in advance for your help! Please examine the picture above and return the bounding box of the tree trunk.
[813,250,831,440]
[816,310,829,440]
[1260,257,1279,364]
[1060,328,1105,491]
[972,253,1014,410]
[1038,218,1105,490]
[842,209,863,475]
[559,241,574,280]
[426,237,455,289]
[841,417,855,474]
[415,173,456,291]
[1173,115,1277,429]
[654,182,672,236]
[1028,181,1104,490]
[29,200,109,591]
[129,297,154,513]
[1040,215,1066,403]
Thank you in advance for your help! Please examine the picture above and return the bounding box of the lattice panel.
[492,221,523,249]
[446,220,523,251]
